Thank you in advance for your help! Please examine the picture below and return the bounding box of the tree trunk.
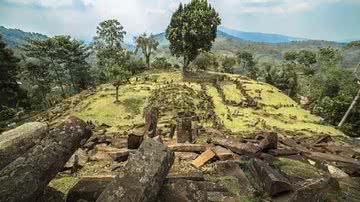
[338,88,360,127]
[146,55,151,69]
[115,86,120,103]
[0,116,92,202]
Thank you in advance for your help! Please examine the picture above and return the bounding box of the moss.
[48,176,79,196]
[274,158,323,179]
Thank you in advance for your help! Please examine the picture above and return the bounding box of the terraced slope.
[45,70,343,137]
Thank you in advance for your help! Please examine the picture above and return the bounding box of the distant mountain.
[218,26,307,43]
[0,26,48,47]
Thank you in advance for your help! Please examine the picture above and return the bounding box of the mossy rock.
[274,158,324,180]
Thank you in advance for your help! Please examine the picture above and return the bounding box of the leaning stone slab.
[212,138,259,155]
[168,144,207,152]
[249,158,292,196]
[96,138,175,202]
[0,122,48,170]
[0,116,92,202]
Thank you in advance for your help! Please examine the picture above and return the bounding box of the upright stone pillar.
[144,107,158,138]
[176,112,192,143]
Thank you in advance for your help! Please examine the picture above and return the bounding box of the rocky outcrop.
[0,122,48,170]
[0,116,92,202]
[96,138,175,202]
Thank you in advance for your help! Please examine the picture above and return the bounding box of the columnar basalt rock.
[176,112,193,143]
[0,116,92,202]
[96,138,175,202]
[0,122,48,170]
[144,107,159,138]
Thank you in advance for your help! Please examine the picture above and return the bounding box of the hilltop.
[34,70,344,138]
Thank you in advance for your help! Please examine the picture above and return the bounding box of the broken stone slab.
[305,151,360,167]
[288,177,339,202]
[257,132,278,152]
[127,132,144,149]
[268,149,299,157]
[215,161,255,196]
[89,151,113,161]
[0,116,92,202]
[158,179,207,202]
[0,122,48,170]
[176,152,199,161]
[96,138,175,202]
[327,164,350,178]
[67,177,114,202]
[65,148,89,169]
[249,158,292,196]
[191,149,216,168]
[107,149,130,162]
[111,136,127,148]
[168,144,207,152]
[279,138,311,154]
[212,146,234,161]
[212,138,259,155]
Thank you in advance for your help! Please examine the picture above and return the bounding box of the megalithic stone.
[176,112,192,143]
[0,122,48,170]
[144,107,158,138]
[96,138,175,202]
[0,116,92,202]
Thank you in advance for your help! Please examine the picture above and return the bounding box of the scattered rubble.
[96,138,175,202]
[0,116,92,202]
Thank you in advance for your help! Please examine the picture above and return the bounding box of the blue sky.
[0,0,359,43]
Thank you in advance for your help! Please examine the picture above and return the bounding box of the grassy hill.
[41,70,344,138]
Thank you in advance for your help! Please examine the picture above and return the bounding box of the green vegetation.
[166,0,221,71]
[135,33,159,69]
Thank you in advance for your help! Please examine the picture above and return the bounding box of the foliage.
[152,57,172,69]
[237,51,257,79]
[305,66,358,130]
[135,33,159,69]
[166,0,221,71]
[0,26,47,47]
[193,52,218,71]
[22,35,92,98]
[222,56,237,73]
[260,62,298,97]
[93,19,126,49]
[318,47,341,66]
[22,62,52,108]
[0,34,28,109]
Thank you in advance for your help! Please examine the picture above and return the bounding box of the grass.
[53,70,343,137]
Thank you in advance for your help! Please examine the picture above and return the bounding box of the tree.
[166,0,221,71]
[318,47,341,66]
[237,51,257,79]
[222,56,236,73]
[297,50,317,67]
[338,64,360,127]
[0,34,26,110]
[23,37,67,97]
[109,65,131,103]
[93,20,127,80]
[152,57,172,69]
[284,51,298,62]
[23,36,92,97]
[193,52,218,71]
[135,33,159,69]
[22,62,51,109]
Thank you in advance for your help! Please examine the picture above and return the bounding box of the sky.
[0,0,360,43]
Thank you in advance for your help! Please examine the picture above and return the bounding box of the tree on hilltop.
[166,0,221,72]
